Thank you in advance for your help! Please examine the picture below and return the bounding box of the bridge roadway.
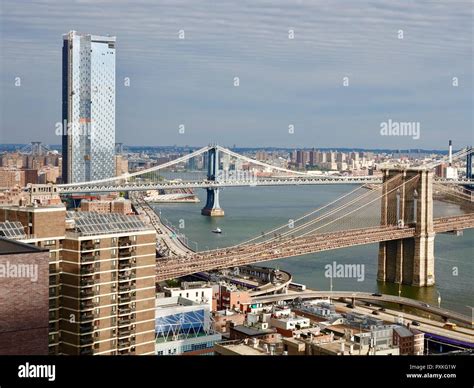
[56,177,474,194]
[248,290,473,327]
[155,213,474,282]
[131,195,194,256]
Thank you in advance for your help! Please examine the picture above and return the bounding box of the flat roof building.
[155,295,221,355]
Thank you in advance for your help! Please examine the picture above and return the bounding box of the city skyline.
[0,1,473,380]
[1,0,473,149]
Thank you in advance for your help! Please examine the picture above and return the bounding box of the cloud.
[0,0,472,148]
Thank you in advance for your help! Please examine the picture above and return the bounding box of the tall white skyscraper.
[62,30,116,183]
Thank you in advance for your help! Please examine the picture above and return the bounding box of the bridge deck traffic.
[155,213,474,281]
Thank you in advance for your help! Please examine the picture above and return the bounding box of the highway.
[248,290,473,326]
[131,194,194,256]
[333,301,474,347]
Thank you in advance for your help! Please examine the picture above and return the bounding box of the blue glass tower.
[62,31,116,183]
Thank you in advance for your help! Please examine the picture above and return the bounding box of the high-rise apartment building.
[62,30,116,183]
[60,212,156,355]
[0,198,157,355]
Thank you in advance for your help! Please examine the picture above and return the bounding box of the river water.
[151,185,473,316]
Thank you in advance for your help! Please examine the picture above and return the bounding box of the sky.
[0,0,472,149]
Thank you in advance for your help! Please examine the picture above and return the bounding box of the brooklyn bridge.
[50,145,474,287]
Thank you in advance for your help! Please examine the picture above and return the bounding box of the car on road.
[443,322,457,330]
[346,304,355,309]
[422,303,430,308]
[411,320,421,326]
[372,310,380,315]
[371,293,383,297]
[379,307,386,312]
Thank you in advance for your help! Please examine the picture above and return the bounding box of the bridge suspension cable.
[188,174,420,268]
[230,184,368,247]
[58,145,212,187]
[200,175,418,257]
[233,173,405,249]
[216,146,321,176]
[433,183,473,203]
[427,146,473,169]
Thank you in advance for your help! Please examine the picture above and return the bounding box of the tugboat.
[212,227,222,234]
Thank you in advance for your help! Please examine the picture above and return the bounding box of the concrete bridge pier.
[201,146,225,216]
[201,188,224,216]
[377,168,435,287]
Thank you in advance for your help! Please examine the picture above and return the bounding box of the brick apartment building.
[0,237,49,355]
[0,202,157,355]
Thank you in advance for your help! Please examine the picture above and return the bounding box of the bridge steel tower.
[377,168,435,287]
[201,146,225,216]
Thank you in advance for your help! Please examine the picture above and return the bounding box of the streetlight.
[329,275,333,304]
[437,291,441,308]
[398,281,402,299]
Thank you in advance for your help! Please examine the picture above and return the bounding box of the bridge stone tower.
[377,168,435,287]
[201,146,225,216]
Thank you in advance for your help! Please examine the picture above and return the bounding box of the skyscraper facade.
[62,30,116,183]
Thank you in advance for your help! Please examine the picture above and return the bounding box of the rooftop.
[0,236,47,255]
[0,221,26,240]
[66,211,153,236]
[231,325,275,337]
[394,326,414,338]
[273,316,309,323]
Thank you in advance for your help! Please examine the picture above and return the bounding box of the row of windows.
[157,340,215,355]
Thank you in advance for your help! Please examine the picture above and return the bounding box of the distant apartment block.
[115,155,129,176]
[80,197,132,215]
[0,168,25,188]
[62,30,116,183]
